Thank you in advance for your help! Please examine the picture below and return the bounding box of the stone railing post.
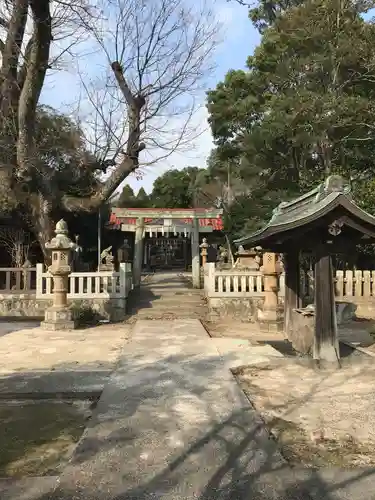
[257,251,283,332]
[41,220,77,331]
[204,262,216,295]
[36,263,43,299]
[22,259,33,291]
[119,262,127,297]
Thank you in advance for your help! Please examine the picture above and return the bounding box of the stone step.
[134,304,206,311]
[129,307,208,317]
[132,298,206,308]
[134,292,205,300]
[140,289,202,296]
[131,312,207,320]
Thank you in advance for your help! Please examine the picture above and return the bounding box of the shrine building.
[108,207,224,288]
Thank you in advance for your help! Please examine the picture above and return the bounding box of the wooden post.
[191,217,200,288]
[133,217,145,288]
[283,250,302,340]
[314,247,340,364]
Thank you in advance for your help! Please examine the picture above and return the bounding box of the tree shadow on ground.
[0,344,374,499]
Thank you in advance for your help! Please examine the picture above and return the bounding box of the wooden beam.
[339,216,375,240]
[112,208,223,219]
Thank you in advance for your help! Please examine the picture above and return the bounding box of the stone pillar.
[183,238,188,271]
[200,238,208,267]
[22,259,33,290]
[41,220,77,331]
[257,251,283,332]
[133,217,145,288]
[191,217,200,288]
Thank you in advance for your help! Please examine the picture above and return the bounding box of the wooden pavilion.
[235,175,375,364]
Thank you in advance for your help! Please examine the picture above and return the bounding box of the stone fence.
[204,263,375,320]
[0,266,37,292]
[0,263,133,320]
[35,263,132,299]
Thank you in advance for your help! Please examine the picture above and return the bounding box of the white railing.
[204,263,264,297]
[35,262,133,299]
[0,267,36,293]
[205,264,375,301]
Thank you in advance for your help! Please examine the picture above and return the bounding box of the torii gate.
[110,208,224,287]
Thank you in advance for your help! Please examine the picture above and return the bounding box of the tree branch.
[62,60,147,212]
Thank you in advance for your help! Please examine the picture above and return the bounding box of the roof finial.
[324,175,348,194]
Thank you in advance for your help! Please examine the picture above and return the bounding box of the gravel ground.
[236,356,375,468]
[0,322,131,374]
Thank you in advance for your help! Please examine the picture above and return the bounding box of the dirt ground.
[236,358,375,468]
[0,322,131,374]
[203,319,284,343]
[205,318,375,468]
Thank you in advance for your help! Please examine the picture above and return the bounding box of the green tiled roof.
[234,175,375,247]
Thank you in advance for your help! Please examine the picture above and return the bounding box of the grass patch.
[0,399,92,477]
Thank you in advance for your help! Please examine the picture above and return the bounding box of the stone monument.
[41,219,77,331]
[117,239,131,264]
[98,246,115,271]
[234,246,260,270]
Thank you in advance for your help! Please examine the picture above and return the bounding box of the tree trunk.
[30,193,54,264]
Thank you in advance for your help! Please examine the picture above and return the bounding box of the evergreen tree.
[116,185,136,208]
[207,0,375,237]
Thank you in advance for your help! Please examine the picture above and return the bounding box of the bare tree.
[0,227,33,267]
[63,0,218,209]
[0,0,98,251]
[0,0,218,253]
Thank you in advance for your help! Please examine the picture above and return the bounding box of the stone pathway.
[49,319,309,500]
[126,272,208,321]
[0,318,374,499]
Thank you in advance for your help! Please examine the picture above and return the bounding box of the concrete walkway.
[50,319,310,500]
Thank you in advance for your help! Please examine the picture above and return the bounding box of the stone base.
[41,306,76,331]
[289,309,314,354]
[257,305,284,333]
[41,319,76,331]
[98,264,115,272]
[257,318,284,333]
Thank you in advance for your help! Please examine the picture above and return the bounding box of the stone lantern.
[41,219,77,331]
[200,238,209,267]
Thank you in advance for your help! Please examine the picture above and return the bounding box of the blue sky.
[40,1,260,194]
